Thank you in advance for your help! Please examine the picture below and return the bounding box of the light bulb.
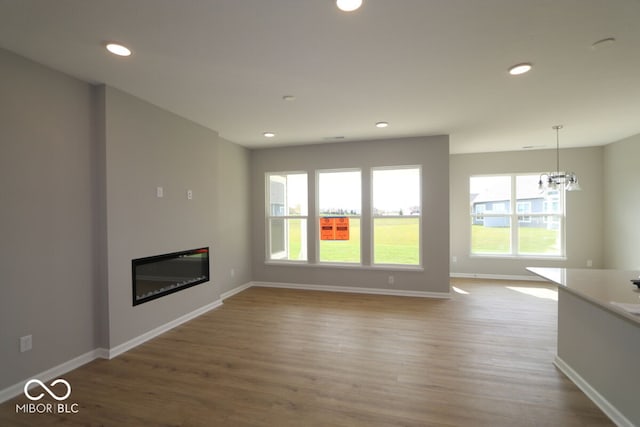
[336,0,363,12]
[106,43,132,57]
[508,63,532,75]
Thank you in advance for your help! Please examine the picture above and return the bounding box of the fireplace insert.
[132,247,210,306]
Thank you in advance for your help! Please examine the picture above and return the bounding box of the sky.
[372,168,420,212]
[278,168,421,214]
[470,174,544,200]
[283,168,420,214]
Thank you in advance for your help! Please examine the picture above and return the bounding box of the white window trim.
[371,165,422,267]
[265,171,308,263]
[470,174,566,259]
[316,168,362,265]
[264,165,425,269]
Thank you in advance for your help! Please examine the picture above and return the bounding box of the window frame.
[265,171,308,263]
[516,201,532,224]
[263,165,424,271]
[371,165,422,267]
[316,168,362,265]
[470,173,566,259]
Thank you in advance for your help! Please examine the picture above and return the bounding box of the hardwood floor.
[0,279,614,426]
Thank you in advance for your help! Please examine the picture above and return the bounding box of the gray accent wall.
[215,136,253,295]
[450,147,605,277]
[100,86,251,348]
[0,49,97,389]
[603,135,640,270]
[0,49,251,390]
[250,136,450,294]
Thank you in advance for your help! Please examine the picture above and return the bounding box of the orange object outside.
[320,217,349,240]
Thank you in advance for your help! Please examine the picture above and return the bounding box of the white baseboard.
[450,272,545,282]
[107,298,223,359]
[0,348,103,404]
[221,282,252,301]
[0,298,225,404]
[554,355,634,427]
[251,281,451,299]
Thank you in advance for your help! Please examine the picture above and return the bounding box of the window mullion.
[511,175,517,255]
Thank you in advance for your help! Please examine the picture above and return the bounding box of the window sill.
[469,254,567,261]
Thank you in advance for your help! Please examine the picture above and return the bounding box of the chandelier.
[538,125,581,192]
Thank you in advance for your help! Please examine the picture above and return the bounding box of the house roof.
[471,186,551,204]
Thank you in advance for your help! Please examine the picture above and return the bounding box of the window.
[516,201,532,223]
[265,165,423,268]
[372,167,421,265]
[516,175,563,256]
[470,174,564,257]
[266,172,307,261]
[318,170,361,263]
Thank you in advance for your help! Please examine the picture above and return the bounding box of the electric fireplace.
[132,247,210,306]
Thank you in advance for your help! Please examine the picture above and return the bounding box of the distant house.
[471,188,560,229]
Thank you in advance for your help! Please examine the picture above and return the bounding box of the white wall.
[450,147,604,278]
[603,135,640,270]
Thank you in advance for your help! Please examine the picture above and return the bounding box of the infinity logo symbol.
[24,379,72,401]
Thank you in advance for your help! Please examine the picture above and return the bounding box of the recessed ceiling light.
[375,121,389,128]
[508,63,532,75]
[336,0,363,12]
[105,42,132,57]
[263,132,275,138]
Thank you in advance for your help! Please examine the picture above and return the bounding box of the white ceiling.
[1,0,639,153]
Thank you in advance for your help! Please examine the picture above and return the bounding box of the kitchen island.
[527,267,640,427]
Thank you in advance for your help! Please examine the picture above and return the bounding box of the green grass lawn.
[471,224,560,255]
[373,218,419,265]
[286,219,304,260]
[285,217,419,264]
[282,220,558,261]
[319,219,361,263]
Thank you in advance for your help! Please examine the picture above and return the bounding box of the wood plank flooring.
[0,279,614,426]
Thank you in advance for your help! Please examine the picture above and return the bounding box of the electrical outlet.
[388,275,395,285]
[187,189,193,200]
[20,335,32,353]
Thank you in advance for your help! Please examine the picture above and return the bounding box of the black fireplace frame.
[132,247,210,306]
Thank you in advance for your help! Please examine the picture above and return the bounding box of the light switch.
[156,187,164,198]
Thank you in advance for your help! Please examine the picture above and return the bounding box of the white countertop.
[527,267,640,325]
